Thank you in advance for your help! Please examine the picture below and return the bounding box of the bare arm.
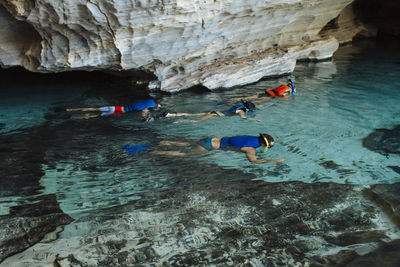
[240,147,285,164]
[166,112,207,117]
[159,141,192,146]
[150,151,188,157]
[237,110,262,122]
[173,112,220,123]
[66,107,99,112]
[231,94,260,102]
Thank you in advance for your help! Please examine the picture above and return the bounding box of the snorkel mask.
[260,133,273,152]
[288,79,296,96]
[241,100,256,112]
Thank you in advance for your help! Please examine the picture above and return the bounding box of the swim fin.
[123,143,153,155]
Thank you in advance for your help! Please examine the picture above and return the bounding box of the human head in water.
[241,100,256,111]
[265,79,296,97]
[287,79,296,95]
[259,133,274,148]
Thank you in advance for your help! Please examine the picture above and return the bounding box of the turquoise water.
[1,40,400,218]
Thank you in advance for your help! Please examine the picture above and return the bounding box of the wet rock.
[2,120,400,266]
[362,125,400,154]
[311,249,359,267]
[346,239,400,267]
[364,183,400,226]
[324,230,388,246]
[4,180,399,266]
[319,159,341,170]
[0,125,47,197]
[388,165,400,175]
[0,194,73,263]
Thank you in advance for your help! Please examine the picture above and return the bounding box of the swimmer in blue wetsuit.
[67,99,161,120]
[124,133,284,164]
[174,100,262,123]
[67,99,207,121]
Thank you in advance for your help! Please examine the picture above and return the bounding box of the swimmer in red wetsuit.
[67,99,160,119]
[67,99,206,121]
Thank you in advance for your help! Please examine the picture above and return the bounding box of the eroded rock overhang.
[0,0,367,92]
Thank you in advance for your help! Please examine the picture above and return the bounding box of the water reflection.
[0,41,399,219]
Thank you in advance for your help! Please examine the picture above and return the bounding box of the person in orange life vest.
[236,79,296,104]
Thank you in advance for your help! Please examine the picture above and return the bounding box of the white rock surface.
[0,0,358,91]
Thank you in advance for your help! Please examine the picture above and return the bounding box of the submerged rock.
[0,194,73,263]
[2,181,400,266]
[346,239,400,267]
[1,103,400,265]
[365,183,400,226]
[388,166,400,175]
[362,125,400,154]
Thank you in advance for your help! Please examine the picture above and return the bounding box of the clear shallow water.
[1,40,400,217]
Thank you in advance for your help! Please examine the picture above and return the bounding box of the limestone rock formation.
[0,0,363,92]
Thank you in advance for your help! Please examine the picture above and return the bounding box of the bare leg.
[150,151,188,157]
[166,112,208,117]
[174,112,223,123]
[251,98,272,105]
[150,144,208,157]
[159,141,192,146]
[66,107,99,112]
[71,113,101,119]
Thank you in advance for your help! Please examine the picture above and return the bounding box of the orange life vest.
[265,84,291,98]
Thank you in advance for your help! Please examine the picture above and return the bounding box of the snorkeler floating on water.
[234,79,296,105]
[172,81,296,124]
[67,99,160,120]
[123,133,285,164]
[174,100,262,123]
[67,98,261,123]
[67,99,205,121]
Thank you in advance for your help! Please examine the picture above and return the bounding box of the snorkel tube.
[288,79,296,96]
[259,133,272,153]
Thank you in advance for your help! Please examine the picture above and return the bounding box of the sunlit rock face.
[0,0,358,91]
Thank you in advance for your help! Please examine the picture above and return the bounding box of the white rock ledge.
[0,0,357,92]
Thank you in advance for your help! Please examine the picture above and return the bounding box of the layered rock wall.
[0,0,358,91]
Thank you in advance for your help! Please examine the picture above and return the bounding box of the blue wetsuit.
[200,136,260,151]
[124,99,157,112]
[220,136,260,149]
[223,104,248,116]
